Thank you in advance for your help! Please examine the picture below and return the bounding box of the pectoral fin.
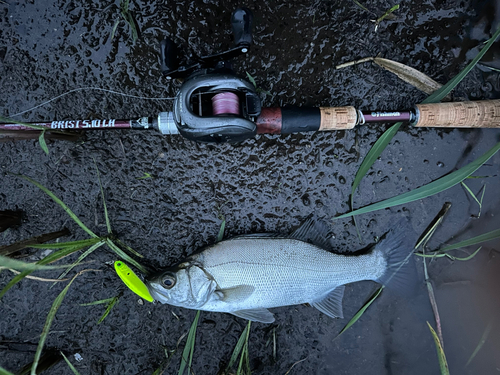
[230,308,275,323]
[311,285,345,319]
[218,285,255,303]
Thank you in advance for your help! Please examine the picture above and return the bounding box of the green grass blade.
[26,238,102,249]
[439,228,500,252]
[236,320,252,375]
[111,19,120,40]
[350,122,402,205]
[337,286,383,337]
[427,322,450,375]
[113,238,144,258]
[246,72,257,88]
[178,311,200,375]
[351,0,371,13]
[0,243,93,299]
[376,4,399,23]
[445,246,482,261]
[466,320,493,366]
[60,352,81,375]
[0,366,15,375]
[424,25,500,104]
[106,239,147,274]
[0,116,47,131]
[97,295,120,324]
[0,255,70,272]
[80,297,116,306]
[38,130,49,155]
[461,182,481,206]
[348,25,500,218]
[415,202,452,250]
[414,252,446,258]
[217,217,226,242]
[31,274,80,375]
[14,174,97,238]
[336,141,500,219]
[226,320,252,373]
[57,240,105,280]
[94,161,112,234]
[126,12,138,42]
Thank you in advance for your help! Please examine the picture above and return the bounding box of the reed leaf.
[80,297,116,306]
[0,243,93,299]
[337,286,383,337]
[0,366,15,375]
[106,239,147,274]
[26,238,102,249]
[14,174,97,238]
[60,352,81,375]
[57,240,105,280]
[337,141,500,219]
[38,130,49,155]
[178,311,201,375]
[226,320,252,374]
[97,295,120,324]
[217,217,226,242]
[0,255,69,272]
[439,228,500,252]
[466,320,493,366]
[94,160,112,234]
[31,273,82,375]
[427,322,450,375]
[236,320,252,375]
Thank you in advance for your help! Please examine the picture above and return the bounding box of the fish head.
[146,261,217,309]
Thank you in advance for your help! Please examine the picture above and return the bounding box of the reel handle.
[160,38,179,76]
[231,8,253,49]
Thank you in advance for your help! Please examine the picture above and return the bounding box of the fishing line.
[9,87,175,118]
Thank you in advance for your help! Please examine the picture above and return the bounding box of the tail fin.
[374,222,418,295]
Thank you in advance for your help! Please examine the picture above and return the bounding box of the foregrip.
[413,99,500,128]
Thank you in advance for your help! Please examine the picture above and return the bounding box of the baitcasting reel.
[157,8,262,143]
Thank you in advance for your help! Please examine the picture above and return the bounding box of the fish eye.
[162,274,176,289]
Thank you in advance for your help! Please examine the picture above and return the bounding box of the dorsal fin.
[289,217,332,249]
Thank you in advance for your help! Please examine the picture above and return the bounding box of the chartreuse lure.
[114,261,154,302]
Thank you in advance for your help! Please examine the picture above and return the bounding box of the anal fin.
[311,285,345,319]
[230,308,275,323]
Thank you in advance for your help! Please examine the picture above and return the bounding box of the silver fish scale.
[194,237,386,311]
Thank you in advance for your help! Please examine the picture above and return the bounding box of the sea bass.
[146,219,415,323]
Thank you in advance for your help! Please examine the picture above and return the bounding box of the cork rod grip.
[414,100,500,128]
[319,106,358,130]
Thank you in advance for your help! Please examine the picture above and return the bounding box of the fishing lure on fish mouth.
[146,219,416,323]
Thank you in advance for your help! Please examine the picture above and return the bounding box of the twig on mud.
[335,57,374,69]
[284,357,308,375]
[8,269,69,282]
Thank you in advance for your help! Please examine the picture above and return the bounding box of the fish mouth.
[145,280,170,303]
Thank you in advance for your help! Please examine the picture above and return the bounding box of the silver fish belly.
[146,220,414,323]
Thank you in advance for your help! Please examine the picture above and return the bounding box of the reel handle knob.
[160,37,179,76]
[231,8,253,50]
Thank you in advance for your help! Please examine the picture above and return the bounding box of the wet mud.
[1,0,500,374]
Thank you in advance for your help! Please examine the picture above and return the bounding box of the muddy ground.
[1,0,500,374]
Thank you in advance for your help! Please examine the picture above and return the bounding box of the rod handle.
[318,106,358,130]
[414,100,500,128]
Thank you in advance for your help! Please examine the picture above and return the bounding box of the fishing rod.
[2,8,500,143]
